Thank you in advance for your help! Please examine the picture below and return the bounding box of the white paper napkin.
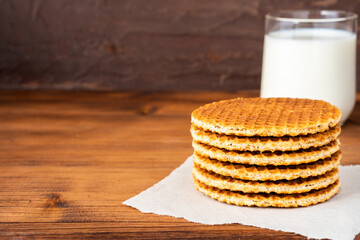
[124,155,360,240]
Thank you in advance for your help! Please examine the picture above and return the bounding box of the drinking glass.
[261,10,357,124]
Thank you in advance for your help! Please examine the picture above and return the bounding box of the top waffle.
[191,98,341,137]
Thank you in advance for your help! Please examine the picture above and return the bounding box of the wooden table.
[1,90,359,239]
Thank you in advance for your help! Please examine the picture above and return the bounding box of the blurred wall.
[1,0,359,90]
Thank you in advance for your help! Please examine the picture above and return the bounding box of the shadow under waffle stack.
[190,98,342,207]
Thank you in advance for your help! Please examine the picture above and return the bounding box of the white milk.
[261,28,356,123]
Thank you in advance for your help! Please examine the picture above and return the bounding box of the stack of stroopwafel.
[190,98,342,207]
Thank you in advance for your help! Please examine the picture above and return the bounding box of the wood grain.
[0,90,359,239]
[1,0,360,91]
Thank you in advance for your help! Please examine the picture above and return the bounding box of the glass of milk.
[261,10,357,124]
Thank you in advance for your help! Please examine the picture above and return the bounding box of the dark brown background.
[1,0,360,91]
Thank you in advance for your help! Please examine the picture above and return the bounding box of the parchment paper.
[124,155,360,240]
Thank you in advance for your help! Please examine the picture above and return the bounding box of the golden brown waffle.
[191,124,341,152]
[193,178,340,207]
[193,164,339,194]
[192,151,341,181]
[191,98,341,137]
[192,139,340,166]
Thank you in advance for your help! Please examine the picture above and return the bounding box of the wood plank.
[0,90,359,239]
[1,0,360,90]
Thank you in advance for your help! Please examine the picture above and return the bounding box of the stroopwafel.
[190,97,342,207]
[193,163,339,194]
[191,98,341,137]
[193,178,340,207]
[192,139,340,166]
[193,151,341,181]
[190,124,341,152]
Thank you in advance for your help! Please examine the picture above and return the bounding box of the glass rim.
[266,10,357,23]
